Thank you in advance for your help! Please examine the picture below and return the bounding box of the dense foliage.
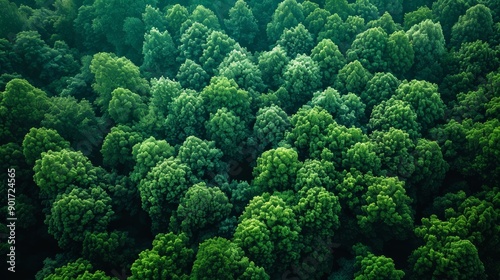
[1,0,499,279]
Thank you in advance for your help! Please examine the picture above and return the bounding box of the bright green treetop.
[130,232,194,280]
[334,60,373,95]
[353,244,405,280]
[130,136,175,183]
[191,237,269,280]
[108,87,147,125]
[90,52,148,114]
[177,136,224,181]
[164,90,206,144]
[252,147,302,193]
[311,39,346,87]
[369,97,421,139]
[258,45,290,90]
[100,125,143,172]
[239,194,301,275]
[206,108,249,160]
[22,127,70,166]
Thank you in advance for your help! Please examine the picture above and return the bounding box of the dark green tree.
[304,8,330,40]
[22,127,70,166]
[176,59,209,91]
[353,244,405,280]
[178,22,210,64]
[276,23,314,59]
[138,157,195,233]
[311,38,345,87]
[206,108,249,160]
[200,30,238,75]
[266,0,304,43]
[361,72,400,115]
[225,0,259,48]
[45,186,114,249]
[100,125,143,172]
[170,182,231,237]
[130,136,175,184]
[82,230,136,269]
[369,97,421,139]
[253,105,290,150]
[334,60,373,95]
[258,45,290,90]
[347,27,388,73]
[141,28,178,78]
[386,30,414,77]
[451,4,494,48]
[431,0,467,40]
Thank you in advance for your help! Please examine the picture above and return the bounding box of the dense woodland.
[1,0,500,279]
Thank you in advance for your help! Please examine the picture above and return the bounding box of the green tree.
[42,258,98,280]
[138,157,195,233]
[357,176,414,241]
[82,230,136,269]
[369,97,421,139]
[225,0,258,48]
[451,4,494,48]
[277,23,314,59]
[252,147,302,193]
[395,79,445,132]
[337,93,367,128]
[334,60,373,95]
[406,19,446,82]
[431,0,467,40]
[369,12,400,34]
[33,149,98,201]
[165,4,189,43]
[200,76,252,121]
[353,244,405,280]
[177,136,224,181]
[281,54,321,112]
[170,182,231,237]
[266,0,304,43]
[108,88,147,125]
[351,0,379,22]
[22,127,70,166]
[407,139,448,206]
[164,89,206,144]
[347,27,388,72]
[130,136,175,184]
[217,49,266,94]
[370,128,416,179]
[342,141,382,174]
[253,105,290,150]
[304,8,330,40]
[45,186,114,249]
[317,121,367,166]
[178,22,210,64]
[294,159,341,191]
[91,0,155,56]
[409,216,487,280]
[130,232,194,280]
[0,0,25,39]
[386,30,414,77]
[206,108,249,160]
[90,52,148,115]
[294,186,341,252]
[0,78,50,144]
[239,194,301,276]
[200,30,238,75]
[465,119,500,184]
[311,38,345,87]
[454,40,499,80]
[176,59,209,91]
[100,125,143,172]
[185,5,221,31]
[41,96,105,153]
[142,5,166,32]
[287,106,335,158]
[191,237,269,280]
[403,6,432,31]
[141,28,178,78]
[325,0,352,20]
[233,218,274,269]
[361,72,400,115]
[258,45,290,90]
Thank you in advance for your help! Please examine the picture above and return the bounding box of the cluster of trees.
[1,0,499,279]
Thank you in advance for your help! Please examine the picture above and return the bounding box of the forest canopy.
[1,0,499,279]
